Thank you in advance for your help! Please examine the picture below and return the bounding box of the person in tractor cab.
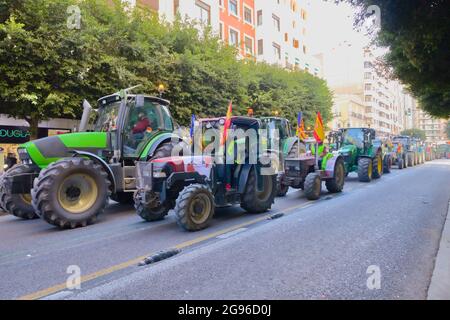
[132,112,151,140]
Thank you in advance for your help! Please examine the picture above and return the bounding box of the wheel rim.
[189,193,212,225]
[20,194,32,205]
[257,175,273,202]
[57,174,98,214]
[377,156,382,173]
[368,161,373,178]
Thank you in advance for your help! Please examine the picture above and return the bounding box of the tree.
[401,128,426,141]
[345,0,450,119]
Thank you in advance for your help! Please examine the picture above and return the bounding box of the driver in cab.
[132,112,151,140]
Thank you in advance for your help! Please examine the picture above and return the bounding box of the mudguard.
[283,137,299,156]
[140,132,179,160]
[237,164,254,194]
[324,154,342,178]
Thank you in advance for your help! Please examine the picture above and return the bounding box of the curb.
[427,200,450,300]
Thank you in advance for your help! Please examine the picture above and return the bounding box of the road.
[0,160,449,300]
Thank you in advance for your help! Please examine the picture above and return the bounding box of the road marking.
[17,200,318,300]
[217,228,248,239]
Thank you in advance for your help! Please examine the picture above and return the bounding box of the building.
[219,0,256,57]
[416,110,448,142]
[329,94,367,130]
[135,0,322,76]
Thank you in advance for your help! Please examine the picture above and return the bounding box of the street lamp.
[157,84,165,97]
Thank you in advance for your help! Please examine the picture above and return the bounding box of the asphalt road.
[0,160,449,300]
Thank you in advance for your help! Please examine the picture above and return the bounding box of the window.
[195,0,211,25]
[272,42,281,60]
[219,22,224,40]
[284,33,288,42]
[244,6,253,24]
[293,39,299,49]
[365,84,372,91]
[174,0,179,15]
[365,95,372,102]
[364,72,372,80]
[272,14,280,31]
[229,28,239,47]
[257,10,263,26]
[229,0,238,16]
[258,39,264,55]
[303,45,307,54]
[244,36,253,55]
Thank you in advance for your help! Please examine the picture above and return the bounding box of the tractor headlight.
[17,148,31,163]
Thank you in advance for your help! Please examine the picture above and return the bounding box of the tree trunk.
[27,114,40,141]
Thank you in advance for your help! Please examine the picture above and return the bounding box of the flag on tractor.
[189,114,196,139]
[221,101,233,146]
[296,112,307,140]
[313,111,325,143]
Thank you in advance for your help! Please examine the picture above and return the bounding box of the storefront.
[0,115,79,162]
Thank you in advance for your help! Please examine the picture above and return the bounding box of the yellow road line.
[17,200,315,300]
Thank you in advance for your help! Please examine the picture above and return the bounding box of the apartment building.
[417,110,447,142]
[329,94,367,130]
[254,0,320,75]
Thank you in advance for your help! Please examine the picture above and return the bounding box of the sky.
[307,0,373,87]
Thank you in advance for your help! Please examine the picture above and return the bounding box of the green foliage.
[400,128,426,141]
[347,0,450,119]
[0,0,332,136]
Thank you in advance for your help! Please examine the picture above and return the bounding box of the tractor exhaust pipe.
[79,100,93,132]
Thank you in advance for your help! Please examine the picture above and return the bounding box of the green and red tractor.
[0,88,181,228]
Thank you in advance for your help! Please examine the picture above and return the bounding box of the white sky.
[307,0,373,87]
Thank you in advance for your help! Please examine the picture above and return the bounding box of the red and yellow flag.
[221,101,233,146]
[313,112,325,143]
[296,112,307,140]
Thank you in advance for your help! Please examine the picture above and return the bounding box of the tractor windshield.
[342,129,364,148]
[95,101,121,132]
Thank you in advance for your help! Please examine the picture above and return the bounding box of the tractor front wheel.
[135,192,171,222]
[304,173,322,200]
[383,155,392,174]
[241,169,276,214]
[111,192,134,204]
[175,184,215,231]
[398,158,404,169]
[32,158,110,229]
[325,158,345,193]
[276,175,289,197]
[357,158,373,182]
[0,164,39,220]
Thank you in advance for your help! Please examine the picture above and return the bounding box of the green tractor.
[0,87,180,228]
[260,117,305,197]
[332,128,383,182]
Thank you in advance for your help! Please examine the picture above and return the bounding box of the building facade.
[416,110,448,142]
[329,94,367,130]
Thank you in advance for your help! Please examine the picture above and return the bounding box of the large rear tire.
[1,164,39,219]
[175,184,215,231]
[304,172,322,200]
[398,158,404,170]
[325,158,345,193]
[31,158,110,229]
[372,155,383,179]
[383,155,391,174]
[357,157,373,182]
[241,169,276,214]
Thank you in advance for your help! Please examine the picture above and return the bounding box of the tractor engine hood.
[19,132,109,169]
[339,145,356,155]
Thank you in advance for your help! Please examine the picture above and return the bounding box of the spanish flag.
[221,101,233,146]
[313,112,325,143]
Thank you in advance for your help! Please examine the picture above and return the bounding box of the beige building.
[416,110,447,142]
[329,94,367,130]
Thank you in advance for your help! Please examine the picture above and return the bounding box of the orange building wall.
[220,0,256,57]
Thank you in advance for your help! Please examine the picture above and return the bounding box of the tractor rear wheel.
[0,164,39,220]
[372,155,383,179]
[325,158,345,193]
[407,153,414,167]
[383,155,392,174]
[398,158,404,169]
[134,142,175,221]
[241,169,276,214]
[111,192,134,204]
[175,184,215,231]
[357,157,372,182]
[31,158,110,229]
[304,172,322,200]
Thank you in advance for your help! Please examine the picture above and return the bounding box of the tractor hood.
[19,132,109,168]
[339,144,356,155]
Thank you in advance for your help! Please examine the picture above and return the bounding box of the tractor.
[0,87,181,228]
[134,116,277,231]
[260,117,305,197]
[372,138,392,174]
[392,136,417,167]
[389,140,407,169]
[281,138,346,200]
[332,128,383,182]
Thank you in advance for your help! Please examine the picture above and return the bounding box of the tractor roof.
[97,94,170,107]
[199,116,261,127]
